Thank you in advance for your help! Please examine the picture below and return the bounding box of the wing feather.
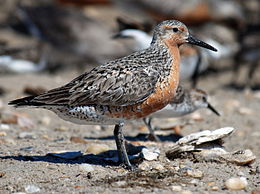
[33,50,161,106]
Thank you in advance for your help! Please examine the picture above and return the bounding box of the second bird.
[143,85,220,142]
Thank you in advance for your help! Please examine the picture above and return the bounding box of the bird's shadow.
[86,133,182,142]
[0,133,182,167]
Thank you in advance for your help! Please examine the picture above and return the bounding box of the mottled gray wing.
[34,64,159,106]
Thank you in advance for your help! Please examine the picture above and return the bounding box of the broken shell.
[141,147,160,161]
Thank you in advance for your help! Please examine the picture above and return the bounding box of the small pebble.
[0,172,6,177]
[18,132,36,139]
[86,144,110,154]
[0,131,7,136]
[17,117,35,129]
[237,171,245,176]
[171,185,182,192]
[54,126,68,131]
[0,124,10,130]
[112,181,126,187]
[225,177,248,190]
[238,107,253,115]
[24,184,40,193]
[138,161,151,171]
[20,146,34,152]
[79,164,94,172]
[180,190,193,194]
[70,136,88,144]
[211,186,219,191]
[1,113,17,124]
[141,147,160,161]
[39,116,51,125]
[190,179,199,185]
[5,138,16,144]
[207,182,216,186]
[153,163,164,171]
[179,168,203,178]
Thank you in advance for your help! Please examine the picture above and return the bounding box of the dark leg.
[232,50,243,84]
[191,49,202,88]
[143,117,160,142]
[113,122,132,169]
[246,61,259,88]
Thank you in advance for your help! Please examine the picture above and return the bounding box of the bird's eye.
[172,28,179,32]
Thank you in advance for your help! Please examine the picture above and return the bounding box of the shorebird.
[114,28,232,87]
[143,85,220,142]
[9,20,217,169]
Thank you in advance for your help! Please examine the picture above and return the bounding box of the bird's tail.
[8,96,45,108]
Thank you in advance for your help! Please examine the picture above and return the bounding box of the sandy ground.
[0,67,259,193]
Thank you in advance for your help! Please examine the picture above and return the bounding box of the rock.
[256,166,260,174]
[171,185,182,192]
[190,179,199,185]
[0,131,7,136]
[54,126,68,131]
[39,116,51,126]
[18,132,36,139]
[24,184,41,193]
[0,124,10,130]
[141,147,160,161]
[1,113,17,124]
[70,136,88,144]
[138,161,151,171]
[4,138,16,144]
[153,163,164,171]
[237,171,245,176]
[178,168,203,178]
[180,190,193,194]
[86,144,110,154]
[252,189,260,194]
[79,164,94,172]
[225,177,248,190]
[112,181,127,187]
[20,146,34,152]
[17,116,35,129]
[47,151,83,159]
[211,186,219,191]
[0,172,6,177]
[238,107,253,115]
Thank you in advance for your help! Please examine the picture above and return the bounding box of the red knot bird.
[143,85,220,142]
[114,27,233,87]
[9,20,217,169]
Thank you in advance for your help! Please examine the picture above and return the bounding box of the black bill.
[207,103,220,116]
[187,35,217,52]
